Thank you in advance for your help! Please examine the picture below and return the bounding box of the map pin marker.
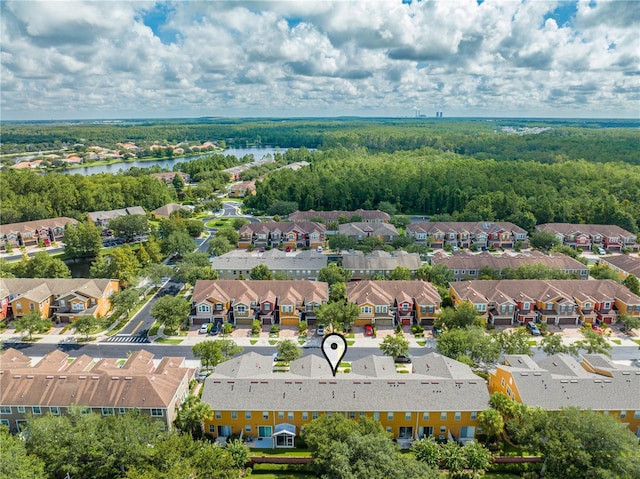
[321,333,347,377]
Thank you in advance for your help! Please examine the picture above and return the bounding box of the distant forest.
[1,118,638,231]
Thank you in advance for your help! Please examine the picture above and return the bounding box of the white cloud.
[1,0,638,120]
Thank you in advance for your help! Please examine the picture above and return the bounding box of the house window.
[151,409,164,417]
[245,412,252,419]
[620,411,627,419]
[197,304,210,313]
[584,302,591,309]
[441,412,447,420]
[373,412,380,420]
[215,411,222,419]
[312,412,318,419]
[282,305,293,313]
[245,426,252,432]
[232,411,237,419]
[471,411,477,420]
[0,406,11,414]
[102,408,114,416]
[263,303,271,311]
[421,306,427,313]
[349,411,356,419]
[440,426,446,433]
[634,411,640,419]
[30,303,35,310]
[237,305,246,313]
[405,412,412,421]
[0,419,9,427]
[375,305,388,313]
[362,306,372,313]
[72,303,84,311]
[302,412,309,420]
[387,412,394,420]
[50,407,60,415]
[423,412,430,420]
[119,408,127,414]
[216,303,223,310]
[288,412,294,420]
[209,425,215,433]
[454,412,461,420]
[263,411,269,420]
[278,411,284,419]
[523,302,530,310]
[31,406,42,415]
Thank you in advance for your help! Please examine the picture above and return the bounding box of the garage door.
[557,317,577,325]
[493,318,513,326]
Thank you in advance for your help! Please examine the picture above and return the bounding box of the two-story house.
[597,255,640,281]
[238,222,326,250]
[289,209,390,225]
[406,221,528,249]
[431,250,589,282]
[450,279,640,326]
[0,349,194,432]
[211,249,328,280]
[489,354,640,438]
[86,206,146,227]
[190,280,329,327]
[536,224,638,252]
[201,352,489,448]
[342,250,422,280]
[337,222,399,244]
[0,278,119,323]
[0,217,77,250]
[346,280,441,327]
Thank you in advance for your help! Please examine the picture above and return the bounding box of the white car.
[199,323,210,334]
[316,325,325,336]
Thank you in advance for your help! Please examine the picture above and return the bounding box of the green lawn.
[250,339,258,345]
[154,338,183,344]
[250,464,315,478]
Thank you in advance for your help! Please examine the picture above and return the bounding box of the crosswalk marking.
[106,335,150,343]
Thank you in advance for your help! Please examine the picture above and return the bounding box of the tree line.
[245,148,640,232]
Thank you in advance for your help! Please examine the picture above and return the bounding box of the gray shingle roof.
[495,354,640,411]
[202,352,489,412]
[342,250,422,272]
[211,250,327,272]
[432,251,588,274]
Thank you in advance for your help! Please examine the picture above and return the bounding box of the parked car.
[526,322,541,336]
[199,323,210,334]
[395,355,412,364]
[209,323,220,336]
[433,326,443,336]
[364,325,374,336]
[592,324,603,334]
[316,325,325,336]
[196,370,211,381]
[316,246,323,252]
[597,247,606,255]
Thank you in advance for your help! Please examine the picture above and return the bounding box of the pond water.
[61,147,283,176]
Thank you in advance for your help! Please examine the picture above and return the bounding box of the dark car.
[433,326,443,336]
[526,322,541,336]
[395,355,412,364]
[209,323,220,336]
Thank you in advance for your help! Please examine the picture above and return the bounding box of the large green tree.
[11,251,71,278]
[0,426,45,479]
[276,338,301,362]
[108,215,149,241]
[150,296,191,334]
[379,332,410,359]
[318,263,352,285]
[192,339,243,370]
[13,310,51,340]
[435,302,483,329]
[302,414,435,479]
[249,264,273,280]
[316,300,359,332]
[64,221,103,259]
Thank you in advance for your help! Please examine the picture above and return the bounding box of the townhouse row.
[450,279,640,326]
[0,349,193,432]
[0,278,119,323]
[536,223,638,252]
[2,349,639,444]
[189,280,442,327]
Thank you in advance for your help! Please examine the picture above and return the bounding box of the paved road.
[2,341,638,364]
[116,280,185,339]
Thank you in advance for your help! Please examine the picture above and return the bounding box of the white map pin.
[321,333,347,377]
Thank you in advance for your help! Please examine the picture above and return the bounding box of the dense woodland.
[1,118,639,231]
[245,149,640,232]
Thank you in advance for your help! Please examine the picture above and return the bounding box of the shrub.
[251,320,261,335]
[298,320,308,334]
[270,324,280,333]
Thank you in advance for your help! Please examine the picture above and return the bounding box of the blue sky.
[1,0,638,120]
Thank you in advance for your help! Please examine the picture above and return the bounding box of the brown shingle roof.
[0,349,192,409]
[0,217,77,236]
[346,280,441,306]
[536,223,636,238]
[191,280,329,307]
[289,209,390,223]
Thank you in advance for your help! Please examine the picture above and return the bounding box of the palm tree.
[174,395,213,439]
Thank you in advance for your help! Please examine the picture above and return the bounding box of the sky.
[1,0,639,121]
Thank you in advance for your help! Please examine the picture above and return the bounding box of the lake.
[61,147,284,176]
